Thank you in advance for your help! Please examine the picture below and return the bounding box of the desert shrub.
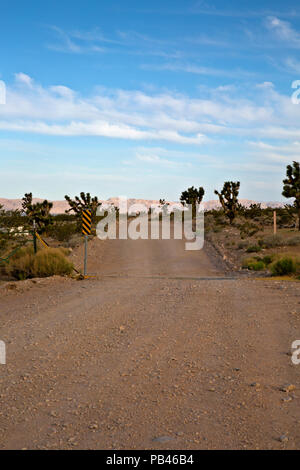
[278,213,294,227]
[260,235,284,248]
[5,246,35,279]
[261,234,300,248]
[0,233,9,253]
[46,222,78,242]
[251,260,265,271]
[210,209,227,226]
[285,235,300,246]
[239,221,260,239]
[246,245,262,253]
[53,213,77,222]
[6,246,73,280]
[270,257,298,276]
[33,248,73,277]
[242,257,265,271]
[242,257,251,269]
[258,208,274,226]
[237,241,248,250]
[261,255,274,266]
[243,203,263,219]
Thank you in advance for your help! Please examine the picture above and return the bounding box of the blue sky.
[1,0,300,202]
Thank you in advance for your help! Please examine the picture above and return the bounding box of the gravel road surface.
[0,236,300,449]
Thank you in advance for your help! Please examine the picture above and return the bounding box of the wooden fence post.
[273,210,277,235]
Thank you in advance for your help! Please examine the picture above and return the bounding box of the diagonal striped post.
[82,209,92,236]
[82,209,92,276]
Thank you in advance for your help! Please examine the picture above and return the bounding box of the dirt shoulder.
[205,215,300,278]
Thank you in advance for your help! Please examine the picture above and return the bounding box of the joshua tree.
[214,181,240,225]
[243,203,262,219]
[180,186,205,219]
[282,161,300,230]
[65,192,99,225]
[159,198,169,216]
[22,193,53,233]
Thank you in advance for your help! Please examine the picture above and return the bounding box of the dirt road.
[0,236,300,449]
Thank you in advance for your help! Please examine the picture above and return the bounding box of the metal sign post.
[33,220,37,254]
[82,209,92,277]
[84,234,88,276]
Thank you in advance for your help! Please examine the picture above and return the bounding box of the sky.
[1,0,300,202]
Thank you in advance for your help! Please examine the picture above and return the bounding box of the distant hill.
[0,198,70,214]
[0,197,284,214]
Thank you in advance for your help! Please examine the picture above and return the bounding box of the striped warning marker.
[82,209,92,235]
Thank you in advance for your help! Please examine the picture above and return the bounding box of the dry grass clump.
[243,252,300,278]
[6,246,73,280]
[270,255,300,277]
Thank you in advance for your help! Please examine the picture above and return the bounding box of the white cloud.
[15,73,34,87]
[136,153,178,166]
[215,85,236,92]
[266,16,300,47]
[285,56,300,73]
[50,85,75,99]
[0,119,205,144]
[248,140,300,154]
[1,73,300,145]
[47,26,180,58]
[256,81,274,89]
[47,26,87,54]
[141,62,255,79]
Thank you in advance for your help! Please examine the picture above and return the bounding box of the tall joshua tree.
[65,192,99,225]
[214,181,240,225]
[180,186,205,219]
[22,193,53,233]
[282,161,300,230]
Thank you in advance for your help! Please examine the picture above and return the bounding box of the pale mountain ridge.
[0,197,284,214]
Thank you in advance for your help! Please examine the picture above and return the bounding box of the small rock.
[279,435,288,443]
[280,384,296,393]
[250,382,260,388]
[89,423,99,430]
[281,396,292,403]
[6,284,17,290]
[152,436,173,443]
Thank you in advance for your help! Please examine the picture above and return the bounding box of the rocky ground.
[0,235,300,449]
